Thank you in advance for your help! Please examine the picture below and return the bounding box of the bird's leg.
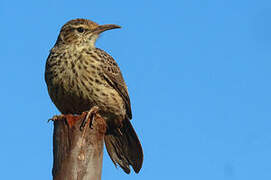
[80,106,100,131]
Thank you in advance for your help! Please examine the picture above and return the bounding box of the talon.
[48,115,64,122]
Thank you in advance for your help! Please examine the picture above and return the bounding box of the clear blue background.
[1,0,271,179]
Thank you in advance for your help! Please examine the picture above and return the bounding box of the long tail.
[104,119,143,174]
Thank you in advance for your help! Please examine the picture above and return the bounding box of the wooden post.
[51,108,106,180]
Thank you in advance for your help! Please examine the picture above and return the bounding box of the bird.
[45,18,143,174]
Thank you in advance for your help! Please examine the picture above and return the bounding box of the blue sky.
[1,0,271,179]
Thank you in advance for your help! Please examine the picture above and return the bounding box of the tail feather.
[105,119,143,174]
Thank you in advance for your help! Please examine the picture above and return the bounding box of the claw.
[48,115,65,122]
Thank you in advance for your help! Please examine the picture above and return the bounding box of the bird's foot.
[80,106,100,131]
[48,114,65,122]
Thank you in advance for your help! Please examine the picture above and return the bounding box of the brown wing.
[96,48,132,119]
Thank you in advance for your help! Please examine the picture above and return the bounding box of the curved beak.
[93,24,121,34]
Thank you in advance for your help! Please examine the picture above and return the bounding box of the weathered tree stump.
[51,107,106,180]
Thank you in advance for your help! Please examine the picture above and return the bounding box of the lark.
[45,19,143,174]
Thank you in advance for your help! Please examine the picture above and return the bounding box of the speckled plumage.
[45,19,143,174]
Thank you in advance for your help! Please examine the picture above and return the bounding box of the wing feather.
[95,48,132,119]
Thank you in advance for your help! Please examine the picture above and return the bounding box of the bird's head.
[55,19,121,48]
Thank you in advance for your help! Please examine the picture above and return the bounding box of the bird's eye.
[77,27,84,33]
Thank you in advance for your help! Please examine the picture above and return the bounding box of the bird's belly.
[47,70,126,121]
[47,75,95,114]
